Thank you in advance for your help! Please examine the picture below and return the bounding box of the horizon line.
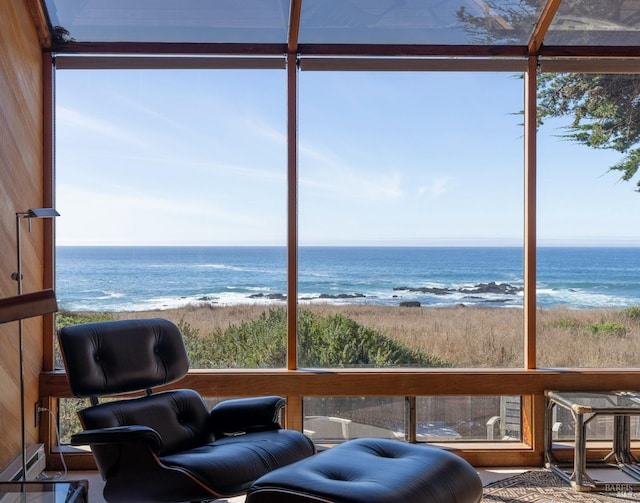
[56,242,640,248]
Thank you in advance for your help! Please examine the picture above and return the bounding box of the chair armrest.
[71,425,163,454]
[211,396,285,437]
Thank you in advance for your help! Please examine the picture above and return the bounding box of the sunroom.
[2,0,640,490]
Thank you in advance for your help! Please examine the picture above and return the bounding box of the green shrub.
[623,306,640,322]
[58,308,451,444]
[297,309,448,368]
[56,310,113,330]
[182,307,450,369]
[548,319,580,330]
[587,322,627,337]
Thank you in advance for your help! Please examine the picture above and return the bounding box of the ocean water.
[55,246,640,312]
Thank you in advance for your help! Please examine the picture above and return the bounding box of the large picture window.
[536,73,640,368]
[297,71,524,368]
[55,68,288,369]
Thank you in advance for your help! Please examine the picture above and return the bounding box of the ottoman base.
[246,438,482,503]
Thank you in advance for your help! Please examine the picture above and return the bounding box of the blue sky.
[54,68,640,246]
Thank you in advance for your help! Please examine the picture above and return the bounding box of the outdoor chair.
[57,318,315,503]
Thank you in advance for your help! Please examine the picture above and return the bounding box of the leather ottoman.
[246,438,483,503]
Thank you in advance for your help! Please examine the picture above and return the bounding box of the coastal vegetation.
[56,307,449,369]
[56,304,640,443]
[58,304,640,369]
[55,307,446,442]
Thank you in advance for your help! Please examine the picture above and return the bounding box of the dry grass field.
[113,303,640,368]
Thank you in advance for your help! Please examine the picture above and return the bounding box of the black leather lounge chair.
[58,318,315,503]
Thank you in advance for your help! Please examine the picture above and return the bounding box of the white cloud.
[56,107,150,149]
[299,141,404,202]
[418,176,454,198]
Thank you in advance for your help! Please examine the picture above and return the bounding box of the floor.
[49,467,530,502]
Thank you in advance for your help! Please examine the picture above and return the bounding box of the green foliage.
[624,306,640,322]
[456,2,640,191]
[537,73,640,191]
[183,307,450,369]
[181,309,288,368]
[549,319,580,330]
[297,309,448,368]
[59,308,449,443]
[56,310,113,330]
[59,398,89,444]
[587,322,627,337]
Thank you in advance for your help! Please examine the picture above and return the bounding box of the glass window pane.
[43,0,290,43]
[302,396,521,444]
[303,397,406,443]
[298,71,524,369]
[546,0,640,46]
[417,396,521,442]
[55,68,287,369]
[300,0,544,45]
[537,72,640,368]
[552,410,640,443]
[58,398,88,445]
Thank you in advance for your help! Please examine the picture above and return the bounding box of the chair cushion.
[80,389,212,455]
[161,429,316,495]
[58,318,189,397]
[246,438,483,503]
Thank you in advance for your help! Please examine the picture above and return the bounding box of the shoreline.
[102,303,640,368]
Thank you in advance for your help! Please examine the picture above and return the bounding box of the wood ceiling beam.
[49,41,531,59]
[300,58,527,72]
[288,0,302,54]
[55,55,285,70]
[540,58,640,73]
[48,41,288,56]
[48,43,640,68]
[297,44,528,58]
[539,45,640,58]
[528,0,563,55]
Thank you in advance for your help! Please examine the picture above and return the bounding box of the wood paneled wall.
[0,0,45,471]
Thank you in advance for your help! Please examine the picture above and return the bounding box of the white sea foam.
[197,263,248,272]
[84,290,125,301]
[537,287,635,308]
[55,246,640,312]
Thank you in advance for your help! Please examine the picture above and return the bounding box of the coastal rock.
[393,286,451,295]
[394,282,522,296]
[318,293,366,299]
[399,301,421,308]
[248,293,287,300]
[459,282,522,295]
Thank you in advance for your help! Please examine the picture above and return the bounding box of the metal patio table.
[545,390,640,492]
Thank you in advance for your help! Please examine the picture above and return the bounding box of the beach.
[110,303,640,368]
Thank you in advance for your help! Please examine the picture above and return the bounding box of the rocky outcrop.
[394,282,522,296]
[248,293,287,300]
[318,293,366,300]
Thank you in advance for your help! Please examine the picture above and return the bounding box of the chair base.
[246,438,483,503]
